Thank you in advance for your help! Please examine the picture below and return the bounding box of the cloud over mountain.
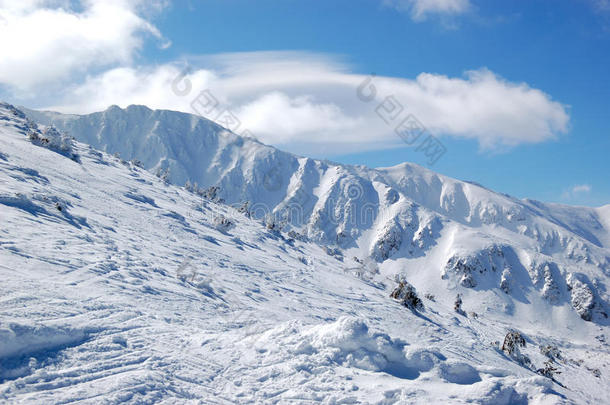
[43,53,569,154]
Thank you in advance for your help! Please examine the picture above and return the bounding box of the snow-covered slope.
[1,102,608,403]
[24,105,610,326]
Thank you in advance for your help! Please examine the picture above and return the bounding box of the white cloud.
[0,0,569,156]
[39,52,568,155]
[236,92,361,144]
[562,184,592,201]
[591,0,610,12]
[384,0,471,20]
[0,0,167,91]
[572,184,592,194]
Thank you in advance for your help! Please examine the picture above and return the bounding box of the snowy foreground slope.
[0,103,608,404]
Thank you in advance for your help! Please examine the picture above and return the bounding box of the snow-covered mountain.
[24,104,610,325]
[1,101,609,403]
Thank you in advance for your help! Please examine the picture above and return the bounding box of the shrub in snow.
[454,294,465,315]
[213,214,234,233]
[501,330,531,367]
[502,330,526,355]
[194,183,205,196]
[287,230,306,242]
[28,126,77,160]
[1,102,26,119]
[540,345,562,361]
[324,246,343,258]
[156,167,170,184]
[265,213,280,232]
[537,360,561,379]
[238,201,251,218]
[587,367,601,378]
[203,186,222,202]
[390,280,423,311]
[185,180,204,195]
[113,152,128,165]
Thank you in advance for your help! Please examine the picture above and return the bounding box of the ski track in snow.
[0,103,608,404]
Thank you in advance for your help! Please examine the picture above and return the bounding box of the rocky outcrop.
[442,245,508,288]
[371,219,403,262]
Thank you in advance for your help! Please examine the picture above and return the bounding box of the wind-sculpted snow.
[1,102,608,403]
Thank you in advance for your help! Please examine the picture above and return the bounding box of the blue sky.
[0,0,608,206]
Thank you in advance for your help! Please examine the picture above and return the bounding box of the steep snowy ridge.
[23,104,610,326]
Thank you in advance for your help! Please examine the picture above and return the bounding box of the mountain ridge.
[18,103,610,326]
[1,101,609,403]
